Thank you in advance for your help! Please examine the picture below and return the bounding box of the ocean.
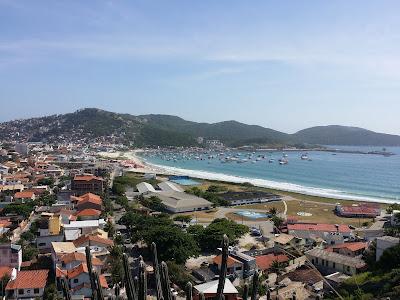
[139,146,400,203]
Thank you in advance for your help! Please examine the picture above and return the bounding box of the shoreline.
[106,150,397,205]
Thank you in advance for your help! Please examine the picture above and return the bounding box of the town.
[0,141,399,300]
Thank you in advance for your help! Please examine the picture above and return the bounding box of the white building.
[136,182,156,194]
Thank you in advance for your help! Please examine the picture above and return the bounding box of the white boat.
[279,158,288,165]
[269,159,275,163]
[301,153,309,160]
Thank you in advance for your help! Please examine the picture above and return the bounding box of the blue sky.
[1,1,400,134]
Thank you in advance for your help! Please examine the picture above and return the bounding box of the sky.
[1,1,400,134]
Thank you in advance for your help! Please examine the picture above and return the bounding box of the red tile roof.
[14,191,35,199]
[255,254,289,271]
[326,242,368,253]
[60,252,103,266]
[74,175,104,182]
[213,255,242,267]
[0,266,12,279]
[6,270,49,290]
[76,209,102,217]
[288,223,351,233]
[76,193,103,207]
[67,263,88,279]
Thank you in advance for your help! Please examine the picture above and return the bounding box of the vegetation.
[332,243,400,299]
[1,201,35,219]
[139,196,166,212]
[187,218,249,252]
[186,187,229,207]
[119,212,199,264]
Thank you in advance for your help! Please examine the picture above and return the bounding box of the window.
[316,258,319,264]
[18,289,24,295]
[26,289,31,294]
[34,288,39,294]
[38,242,46,247]
[74,279,79,283]
[333,262,336,268]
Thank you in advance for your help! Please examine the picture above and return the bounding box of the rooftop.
[306,248,366,268]
[194,279,238,294]
[6,270,49,290]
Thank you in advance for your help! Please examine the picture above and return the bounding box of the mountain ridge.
[1,108,399,147]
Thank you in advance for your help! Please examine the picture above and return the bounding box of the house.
[0,243,22,271]
[5,269,48,299]
[51,242,77,265]
[376,236,400,261]
[13,191,36,202]
[219,191,281,206]
[288,223,353,245]
[193,279,239,300]
[284,266,324,292]
[67,263,108,298]
[274,233,305,251]
[326,242,368,257]
[59,252,103,273]
[74,193,102,211]
[213,255,244,279]
[71,174,104,195]
[72,234,113,249]
[255,253,289,273]
[75,209,102,220]
[335,204,381,218]
[63,219,106,236]
[305,248,366,275]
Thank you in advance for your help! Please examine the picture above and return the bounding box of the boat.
[301,153,309,160]
[279,158,288,165]
[269,158,275,163]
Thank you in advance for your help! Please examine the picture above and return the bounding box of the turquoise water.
[140,146,400,203]
[236,211,271,219]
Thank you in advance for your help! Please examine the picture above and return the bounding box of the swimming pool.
[235,211,271,219]
[169,176,200,186]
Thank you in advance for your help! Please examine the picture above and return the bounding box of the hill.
[293,125,400,146]
[1,108,399,147]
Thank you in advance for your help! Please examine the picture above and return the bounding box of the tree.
[140,196,166,212]
[104,220,115,237]
[109,245,124,285]
[166,261,194,288]
[268,207,277,215]
[377,243,400,271]
[271,215,284,229]
[173,215,192,224]
[191,218,249,252]
[142,225,199,264]
[43,283,62,300]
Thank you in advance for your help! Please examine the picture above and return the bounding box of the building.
[136,182,156,194]
[157,181,184,193]
[255,253,289,273]
[376,236,400,261]
[220,191,281,206]
[193,279,239,300]
[63,219,106,236]
[274,233,305,251]
[326,242,368,257]
[13,191,36,203]
[0,243,22,271]
[213,255,244,279]
[72,193,103,212]
[288,223,353,245]
[335,204,381,218]
[305,248,366,276]
[5,269,48,299]
[146,191,212,213]
[71,174,104,195]
[75,209,102,220]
